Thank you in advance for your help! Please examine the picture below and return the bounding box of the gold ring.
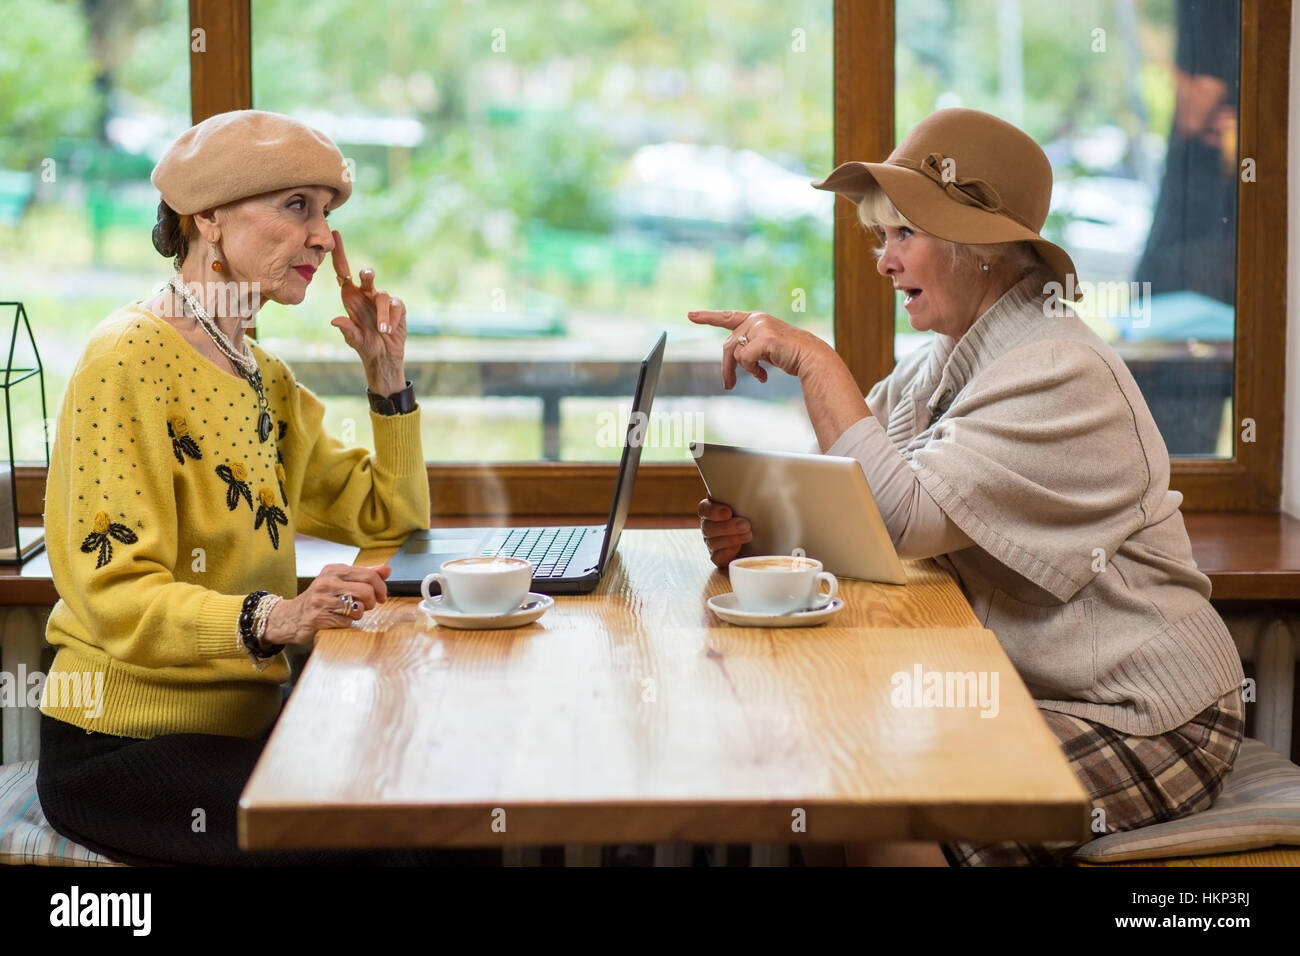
[338,274,351,287]
[736,335,749,347]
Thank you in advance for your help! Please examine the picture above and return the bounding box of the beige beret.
[151,109,353,215]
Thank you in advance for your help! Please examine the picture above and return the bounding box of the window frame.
[847,0,1289,512]
[37,0,1269,519]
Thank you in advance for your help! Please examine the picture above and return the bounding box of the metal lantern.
[0,301,48,565]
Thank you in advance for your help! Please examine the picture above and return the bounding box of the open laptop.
[387,332,667,596]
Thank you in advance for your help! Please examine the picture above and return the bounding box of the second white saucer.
[706,593,845,628]
[419,592,553,630]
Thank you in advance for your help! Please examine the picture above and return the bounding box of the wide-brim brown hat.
[152,109,352,215]
[811,107,1079,296]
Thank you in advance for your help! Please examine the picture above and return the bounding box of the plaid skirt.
[941,687,1245,866]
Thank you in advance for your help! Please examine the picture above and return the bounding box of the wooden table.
[238,529,1090,851]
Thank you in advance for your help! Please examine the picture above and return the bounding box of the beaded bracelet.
[239,590,282,660]
[253,593,282,644]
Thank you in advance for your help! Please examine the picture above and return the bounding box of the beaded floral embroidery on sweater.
[79,510,139,569]
[215,462,254,511]
[254,487,289,548]
[167,414,202,465]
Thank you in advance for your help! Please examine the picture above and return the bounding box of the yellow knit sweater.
[40,303,430,739]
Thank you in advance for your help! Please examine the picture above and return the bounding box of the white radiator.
[1223,612,1297,760]
[0,606,47,764]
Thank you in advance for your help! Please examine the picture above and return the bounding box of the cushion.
[0,762,124,866]
[1072,737,1300,862]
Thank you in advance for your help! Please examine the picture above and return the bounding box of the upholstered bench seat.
[1071,737,1300,866]
[0,761,124,866]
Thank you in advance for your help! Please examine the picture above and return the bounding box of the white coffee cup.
[728,554,838,614]
[421,557,533,614]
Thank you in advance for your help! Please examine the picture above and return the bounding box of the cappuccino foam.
[735,556,816,571]
[446,557,529,573]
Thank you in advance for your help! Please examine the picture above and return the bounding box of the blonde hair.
[856,184,1054,284]
[858,185,917,235]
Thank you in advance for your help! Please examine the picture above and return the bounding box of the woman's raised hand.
[689,306,867,453]
[687,309,825,389]
[699,497,752,569]
[329,230,407,392]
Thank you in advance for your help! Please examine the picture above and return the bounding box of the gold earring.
[211,260,224,273]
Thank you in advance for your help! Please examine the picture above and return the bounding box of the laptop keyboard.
[481,526,591,578]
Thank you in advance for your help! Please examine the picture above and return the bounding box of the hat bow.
[894,152,1033,231]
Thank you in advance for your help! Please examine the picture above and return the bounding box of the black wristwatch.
[366,379,417,416]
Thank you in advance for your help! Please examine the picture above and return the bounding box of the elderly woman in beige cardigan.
[690,108,1245,867]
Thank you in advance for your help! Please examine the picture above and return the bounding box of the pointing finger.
[688,309,748,330]
[330,230,352,285]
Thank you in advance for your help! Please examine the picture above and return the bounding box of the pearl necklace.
[168,274,274,442]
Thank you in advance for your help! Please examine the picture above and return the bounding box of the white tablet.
[691,442,908,585]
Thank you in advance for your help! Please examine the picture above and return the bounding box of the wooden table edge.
[238,798,1093,851]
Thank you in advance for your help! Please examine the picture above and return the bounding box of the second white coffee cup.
[421,556,533,614]
[729,554,838,614]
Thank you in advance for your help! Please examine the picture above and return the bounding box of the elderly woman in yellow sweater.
[37,110,482,866]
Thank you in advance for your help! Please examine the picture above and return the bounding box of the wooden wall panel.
[189,0,251,122]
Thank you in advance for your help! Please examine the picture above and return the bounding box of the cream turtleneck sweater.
[826,275,1243,736]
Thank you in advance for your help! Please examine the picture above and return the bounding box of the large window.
[896,0,1240,458]
[251,0,833,463]
[0,0,191,460]
[0,0,1288,516]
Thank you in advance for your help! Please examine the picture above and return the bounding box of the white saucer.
[419,593,554,630]
[706,593,845,628]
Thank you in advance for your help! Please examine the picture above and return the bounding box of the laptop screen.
[596,332,667,570]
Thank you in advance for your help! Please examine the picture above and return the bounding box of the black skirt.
[36,694,497,867]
